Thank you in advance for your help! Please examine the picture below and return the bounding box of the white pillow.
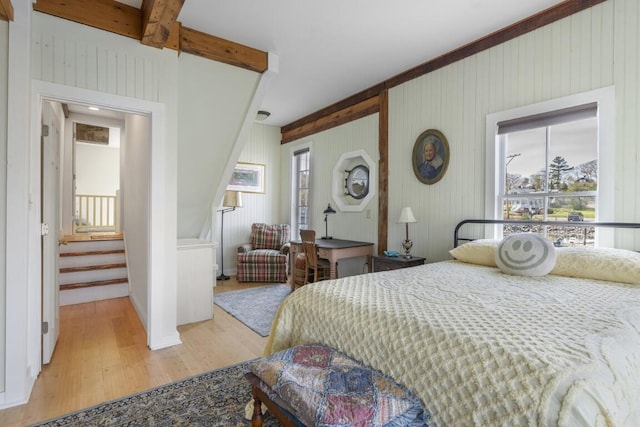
[449,239,499,267]
[551,246,640,285]
[495,233,556,277]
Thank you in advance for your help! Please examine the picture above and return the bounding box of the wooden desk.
[290,239,374,280]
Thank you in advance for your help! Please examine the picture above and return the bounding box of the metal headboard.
[453,219,640,247]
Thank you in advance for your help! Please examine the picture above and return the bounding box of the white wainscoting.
[177,239,216,325]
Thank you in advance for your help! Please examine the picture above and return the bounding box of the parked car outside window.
[567,211,584,221]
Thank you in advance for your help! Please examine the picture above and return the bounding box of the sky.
[505,118,597,180]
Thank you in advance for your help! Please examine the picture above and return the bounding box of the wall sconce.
[398,207,416,259]
[322,203,336,239]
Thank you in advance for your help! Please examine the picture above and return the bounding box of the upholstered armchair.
[237,223,291,282]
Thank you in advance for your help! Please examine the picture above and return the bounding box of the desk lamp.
[398,207,416,258]
[322,204,336,239]
[217,190,242,280]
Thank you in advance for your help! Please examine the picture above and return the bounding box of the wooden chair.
[299,230,331,285]
[291,250,309,289]
[299,229,315,244]
[290,230,313,289]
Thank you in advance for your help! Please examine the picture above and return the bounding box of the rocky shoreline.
[504,223,595,245]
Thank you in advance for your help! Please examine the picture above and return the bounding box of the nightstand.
[372,255,426,272]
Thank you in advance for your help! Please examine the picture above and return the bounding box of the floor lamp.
[217,190,242,281]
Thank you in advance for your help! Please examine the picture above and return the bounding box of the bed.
[264,220,640,426]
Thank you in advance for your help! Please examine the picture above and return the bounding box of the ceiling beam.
[141,0,184,49]
[180,26,268,73]
[281,0,607,142]
[32,0,268,73]
[281,95,379,144]
[33,0,142,39]
[0,0,13,21]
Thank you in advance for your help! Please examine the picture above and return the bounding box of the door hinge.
[42,124,49,137]
[41,223,49,236]
[42,321,49,334]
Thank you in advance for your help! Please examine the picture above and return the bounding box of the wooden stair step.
[60,278,128,291]
[90,234,123,240]
[60,249,125,257]
[60,263,127,273]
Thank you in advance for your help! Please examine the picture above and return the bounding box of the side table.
[372,255,425,272]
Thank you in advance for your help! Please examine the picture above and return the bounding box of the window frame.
[485,86,615,245]
[290,142,312,241]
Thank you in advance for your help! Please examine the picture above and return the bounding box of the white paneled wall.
[0,20,7,394]
[278,0,640,264]
[31,13,162,101]
[176,53,260,238]
[310,116,379,247]
[217,124,284,277]
[615,0,640,238]
[389,0,640,261]
[281,115,379,277]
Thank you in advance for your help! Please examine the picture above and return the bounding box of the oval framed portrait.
[412,129,450,185]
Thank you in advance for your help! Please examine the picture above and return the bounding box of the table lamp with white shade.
[398,207,417,259]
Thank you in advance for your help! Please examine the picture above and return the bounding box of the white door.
[42,101,61,364]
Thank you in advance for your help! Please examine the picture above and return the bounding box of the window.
[291,146,310,240]
[486,87,615,245]
[499,103,597,221]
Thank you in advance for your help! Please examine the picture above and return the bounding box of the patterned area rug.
[31,362,280,427]
[215,284,292,337]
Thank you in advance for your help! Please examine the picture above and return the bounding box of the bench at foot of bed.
[244,344,429,427]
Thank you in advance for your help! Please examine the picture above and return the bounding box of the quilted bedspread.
[266,261,640,426]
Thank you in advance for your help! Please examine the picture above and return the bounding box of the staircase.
[59,236,129,306]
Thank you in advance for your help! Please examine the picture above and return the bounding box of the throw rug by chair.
[30,362,280,427]
[215,284,291,337]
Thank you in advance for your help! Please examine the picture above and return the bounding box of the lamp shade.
[323,204,336,215]
[398,207,416,223]
[222,190,243,208]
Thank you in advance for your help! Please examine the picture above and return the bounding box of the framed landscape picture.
[75,122,110,145]
[227,162,266,193]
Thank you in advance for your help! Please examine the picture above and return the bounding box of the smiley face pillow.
[495,233,557,277]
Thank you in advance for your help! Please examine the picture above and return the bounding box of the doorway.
[28,80,179,377]
[41,100,126,363]
[68,107,123,237]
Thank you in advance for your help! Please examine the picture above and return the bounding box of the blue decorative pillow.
[495,233,556,277]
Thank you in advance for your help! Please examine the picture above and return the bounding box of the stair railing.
[74,194,118,231]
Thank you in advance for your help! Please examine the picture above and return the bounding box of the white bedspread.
[266,261,640,426]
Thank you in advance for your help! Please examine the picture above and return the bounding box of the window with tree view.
[292,147,310,240]
[497,103,598,244]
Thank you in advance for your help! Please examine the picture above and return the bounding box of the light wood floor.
[0,278,273,427]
